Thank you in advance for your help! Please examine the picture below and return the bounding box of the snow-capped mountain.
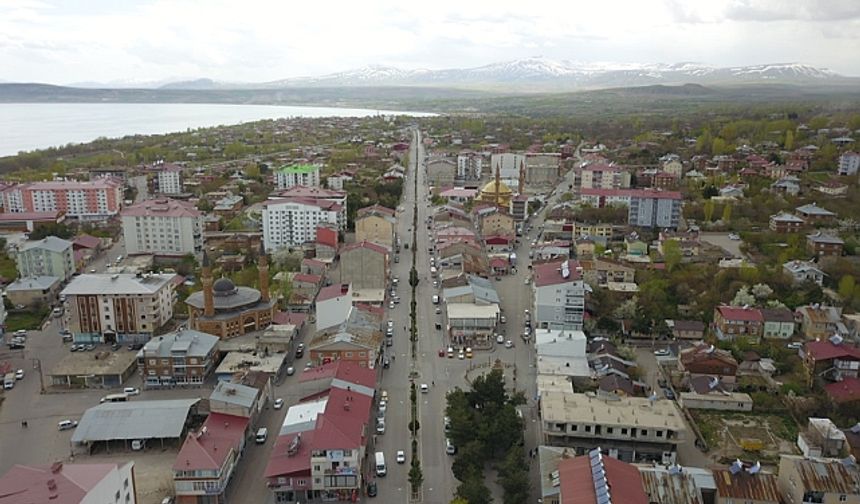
[259,57,847,90]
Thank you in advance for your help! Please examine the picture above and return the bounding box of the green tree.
[498,445,530,504]
[839,275,857,302]
[408,461,424,492]
[784,129,795,150]
[27,222,74,240]
[712,137,730,155]
[703,199,715,222]
[721,203,732,223]
[456,472,492,504]
[662,240,682,272]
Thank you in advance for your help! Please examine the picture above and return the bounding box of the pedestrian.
[432,380,435,386]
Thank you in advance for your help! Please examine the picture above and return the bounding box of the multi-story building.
[532,259,585,331]
[769,212,806,233]
[121,198,203,257]
[579,162,631,190]
[1,178,123,220]
[354,204,396,248]
[838,152,860,176]
[807,233,845,257]
[524,153,561,185]
[138,329,219,388]
[580,188,682,229]
[263,197,343,250]
[540,391,687,464]
[778,454,860,504]
[0,461,137,503]
[309,305,383,369]
[61,273,177,344]
[339,241,389,296]
[803,338,860,383]
[783,260,826,286]
[760,308,796,339]
[173,412,248,504]
[490,152,525,180]
[713,305,764,342]
[157,164,183,194]
[457,151,483,180]
[15,235,75,281]
[425,157,457,187]
[275,164,321,190]
[796,203,837,224]
[678,342,739,389]
[315,284,353,332]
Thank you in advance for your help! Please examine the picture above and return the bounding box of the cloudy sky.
[2,0,859,84]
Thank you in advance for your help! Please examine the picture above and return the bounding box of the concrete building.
[532,259,586,331]
[49,350,138,388]
[761,308,796,339]
[713,305,764,342]
[778,454,860,504]
[783,260,826,286]
[138,329,219,388]
[446,303,501,344]
[5,275,62,307]
[0,462,137,504]
[354,204,397,248]
[769,212,806,233]
[16,235,75,281]
[839,152,860,176]
[1,178,123,220]
[538,447,650,504]
[679,391,753,412]
[186,250,275,339]
[426,157,457,186]
[540,391,687,464]
[580,188,682,229]
[275,164,321,190]
[309,305,383,369]
[525,153,561,185]
[122,198,203,257]
[61,273,177,344]
[807,234,845,257]
[490,152,525,179]
[339,241,389,299]
[712,466,781,504]
[457,151,483,179]
[173,412,248,504]
[315,284,353,332]
[157,164,183,194]
[579,163,631,190]
[262,196,344,250]
[209,381,263,419]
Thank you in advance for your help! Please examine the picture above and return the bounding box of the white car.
[396,450,406,464]
[123,387,140,396]
[458,350,465,360]
[496,334,504,344]
[15,369,24,380]
[653,349,671,357]
[274,398,285,409]
[505,340,514,349]
[376,421,386,434]
[728,233,740,241]
[420,383,429,393]
[786,342,803,350]
[378,400,387,414]
[58,420,78,431]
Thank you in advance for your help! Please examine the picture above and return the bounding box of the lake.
[0,103,434,156]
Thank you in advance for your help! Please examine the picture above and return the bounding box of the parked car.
[123,387,140,396]
[786,342,803,350]
[274,398,284,409]
[505,340,514,349]
[663,388,676,400]
[376,420,385,434]
[15,369,24,380]
[500,315,506,324]
[58,420,78,431]
[295,344,305,358]
[286,366,295,376]
[367,482,378,497]
[396,450,406,464]
[420,383,429,393]
[653,349,671,357]
[496,334,504,344]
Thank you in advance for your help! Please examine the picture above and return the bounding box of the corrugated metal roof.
[784,455,860,494]
[711,468,780,502]
[72,399,199,443]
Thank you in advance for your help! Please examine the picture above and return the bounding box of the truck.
[3,373,15,390]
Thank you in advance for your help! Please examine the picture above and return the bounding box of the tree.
[839,275,857,302]
[456,472,492,504]
[613,297,638,320]
[27,222,73,240]
[703,199,715,222]
[731,286,756,307]
[498,445,530,504]
[784,129,795,150]
[662,239,682,272]
[408,461,424,492]
[721,203,732,223]
[751,283,774,300]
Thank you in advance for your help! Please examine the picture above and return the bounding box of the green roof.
[277,163,318,174]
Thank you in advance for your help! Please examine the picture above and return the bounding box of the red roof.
[533,259,581,287]
[173,412,249,472]
[273,311,307,326]
[484,235,513,245]
[312,387,371,450]
[277,185,346,199]
[315,226,338,248]
[341,240,389,256]
[558,453,648,504]
[299,360,377,392]
[121,198,201,218]
[0,211,63,222]
[265,431,314,478]
[293,273,322,285]
[356,204,395,217]
[317,283,350,302]
[826,378,860,404]
[716,306,764,322]
[580,188,682,200]
[805,340,860,362]
[489,257,509,268]
[73,234,101,249]
[302,257,326,268]
[0,463,119,504]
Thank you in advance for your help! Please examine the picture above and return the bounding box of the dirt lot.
[691,411,800,465]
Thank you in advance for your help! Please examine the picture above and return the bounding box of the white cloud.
[0,0,857,84]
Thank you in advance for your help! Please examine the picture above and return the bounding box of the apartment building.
[121,198,203,256]
[61,273,176,344]
[579,162,631,190]
[426,157,457,186]
[339,241,389,295]
[1,178,123,220]
[490,152,525,179]
[262,197,343,250]
[138,329,219,388]
[173,412,248,504]
[0,461,137,504]
[157,164,183,194]
[807,234,845,257]
[16,235,75,281]
[354,204,397,248]
[540,391,686,464]
[457,151,483,180]
[532,259,586,331]
[580,188,682,229]
[275,164,321,190]
[838,152,860,176]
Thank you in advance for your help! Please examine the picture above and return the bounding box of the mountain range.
[146,58,852,91]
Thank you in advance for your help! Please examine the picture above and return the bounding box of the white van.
[375,451,387,476]
[255,427,268,444]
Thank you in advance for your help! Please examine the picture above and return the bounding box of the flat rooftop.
[50,349,138,377]
[215,351,287,376]
[540,391,687,433]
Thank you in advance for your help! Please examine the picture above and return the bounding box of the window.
[115,490,120,500]
[641,429,647,436]
[606,427,613,434]
[840,496,847,502]
[124,478,129,488]
[585,425,591,433]
[656,430,663,437]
